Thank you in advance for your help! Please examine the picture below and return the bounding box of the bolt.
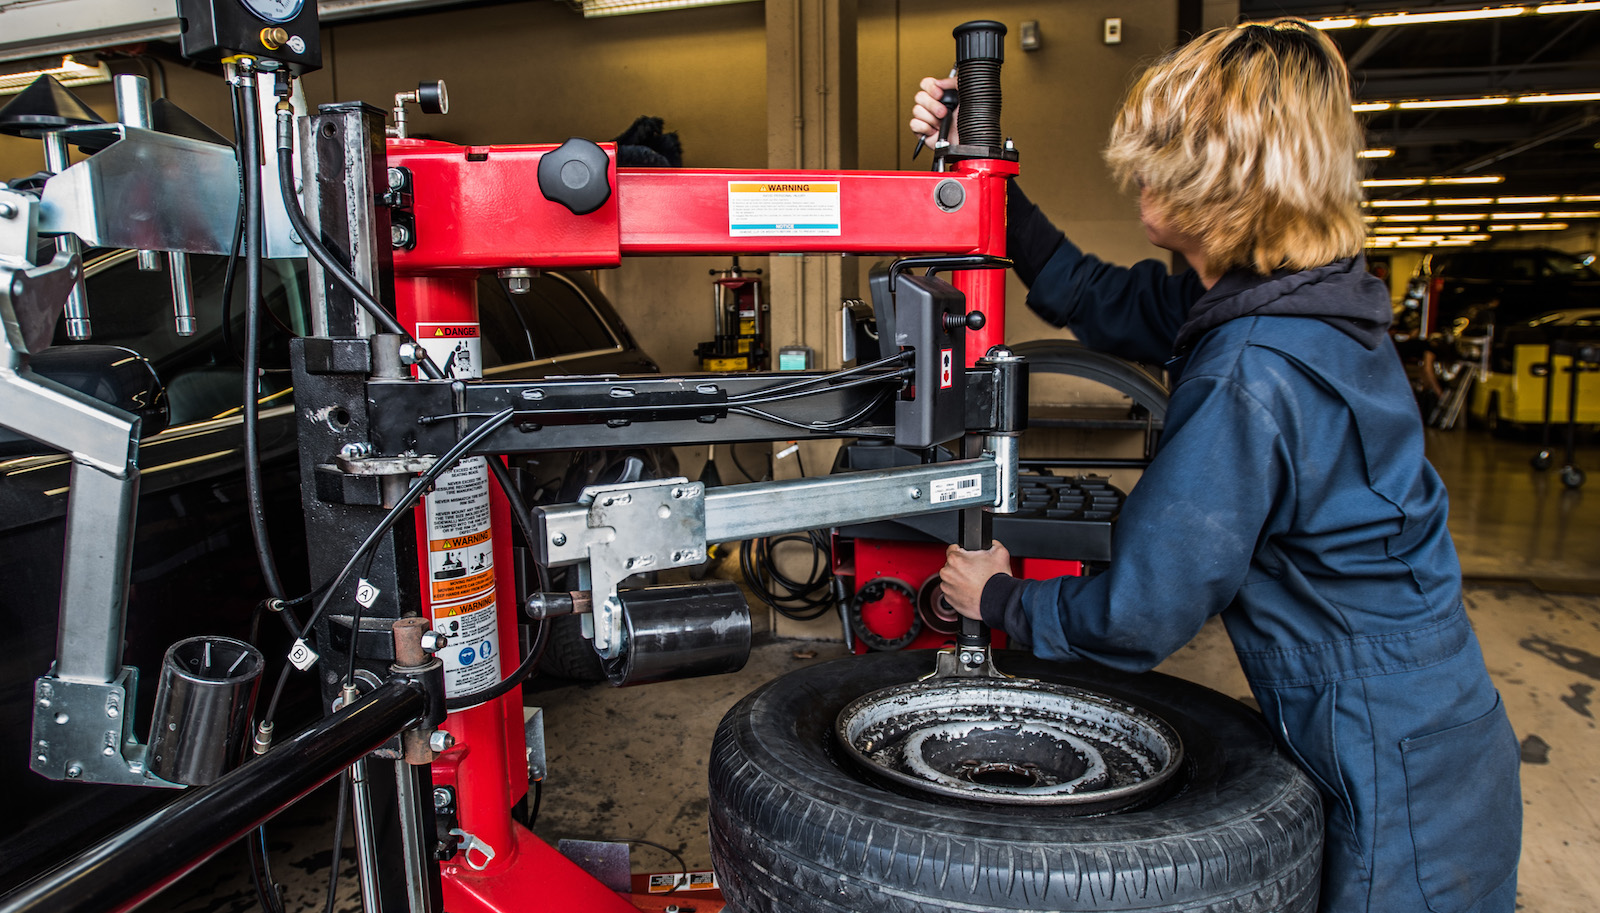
[391,223,412,248]
[397,342,423,365]
[960,651,974,664]
[0,202,16,219]
[910,487,922,500]
[37,698,49,709]
[433,786,453,810]
[420,630,447,652]
[66,764,82,779]
[429,730,455,753]
[340,441,374,460]
[551,532,567,547]
[498,267,537,294]
[388,167,406,191]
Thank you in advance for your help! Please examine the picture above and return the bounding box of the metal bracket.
[921,646,1010,681]
[31,669,182,787]
[448,828,497,871]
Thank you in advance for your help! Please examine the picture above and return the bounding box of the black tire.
[539,613,606,681]
[709,651,1322,913]
[1561,465,1586,489]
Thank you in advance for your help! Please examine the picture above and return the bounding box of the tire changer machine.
[0,12,1087,913]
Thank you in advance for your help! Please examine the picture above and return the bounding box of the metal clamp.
[448,828,497,871]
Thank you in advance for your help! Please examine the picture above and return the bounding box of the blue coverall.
[980,189,1523,913]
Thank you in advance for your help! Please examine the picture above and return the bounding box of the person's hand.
[910,75,960,146]
[938,539,1011,620]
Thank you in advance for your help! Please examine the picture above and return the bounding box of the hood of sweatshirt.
[1173,255,1392,355]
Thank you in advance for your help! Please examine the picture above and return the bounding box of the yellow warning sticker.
[728,181,840,237]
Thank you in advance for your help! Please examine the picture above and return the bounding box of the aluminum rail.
[0,679,428,913]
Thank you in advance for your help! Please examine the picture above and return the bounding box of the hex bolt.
[433,786,453,810]
[551,533,567,547]
[397,342,423,365]
[498,267,537,295]
[391,223,412,248]
[429,730,455,753]
[388,167,406,191]
[419,630,447,653]
[66,764,83,779]
[340,441,374,460]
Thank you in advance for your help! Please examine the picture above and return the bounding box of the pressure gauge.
[177,0,322,73]
[239,0,303,23]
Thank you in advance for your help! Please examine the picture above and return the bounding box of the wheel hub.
[836,677,1182,809]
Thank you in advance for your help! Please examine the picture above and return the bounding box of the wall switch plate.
[1020,20,1041,51]
[1104,17,1123,45]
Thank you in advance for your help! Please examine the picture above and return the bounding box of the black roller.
[604,581,752,687]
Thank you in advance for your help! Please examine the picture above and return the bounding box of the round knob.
[943,310,987,332]
[537,138,612,216]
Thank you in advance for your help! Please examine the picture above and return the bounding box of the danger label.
[417,322,482,379]
[940,348,954,389]
[931,474,984,504]
[728,181,840,236]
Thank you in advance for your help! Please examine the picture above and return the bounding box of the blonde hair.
[1103,18,1366,275]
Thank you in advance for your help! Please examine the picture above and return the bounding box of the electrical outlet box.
[1020,20,1041,51]
[1104,18,1123,45]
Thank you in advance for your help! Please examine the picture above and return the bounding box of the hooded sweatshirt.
[984,186,1521,913]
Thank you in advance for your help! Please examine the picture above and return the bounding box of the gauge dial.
[240,0,304,24]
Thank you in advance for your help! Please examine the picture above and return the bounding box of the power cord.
[739,531,837,622]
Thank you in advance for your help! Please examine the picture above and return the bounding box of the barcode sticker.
[931,474,984,504]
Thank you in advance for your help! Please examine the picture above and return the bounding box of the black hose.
[272,108,442,380]
[237,75,287,602]
[953,21,1007,149]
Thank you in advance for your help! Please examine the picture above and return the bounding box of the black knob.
[538,138,612,216]
[943,310,986,332]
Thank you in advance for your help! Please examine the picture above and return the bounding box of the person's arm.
[1011,181,1202,364]
[981,370,1289,670]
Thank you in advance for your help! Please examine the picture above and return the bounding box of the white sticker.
[424,456,501,696]
[647,871,719,893]
[355,578,380,608]
[728,181,840,236]
[940,348,954,389]
[288,638,319,671]
[416,322,482,379]
[931,474,984,504]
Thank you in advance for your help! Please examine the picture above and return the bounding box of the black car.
[0,250,671,886]
[1407,247,1600,341]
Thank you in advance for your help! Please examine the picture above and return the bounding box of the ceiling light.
[1353,102,1394,112]
[1548,211,1600,218]
[1368,8,1525,25]
[1517,91,1600,103]
[1562,194,1600,202]
[1435,198,1496,206]
[1399,96,1512,110]
[1373,226,1420,233]
[1488,222,1570,230]
[1365,178,1426,188]
[1428,226,1470,232]
[1430,176,1505,185]
[1497,195,1559,204]
[1379,214,1435,222]
[578,0,757,17]
[1490,211,1547,219]
[1360,148,1395,159]
[0,55,111,96]
[1307,2,1600,30]
[1370,199,1431,207]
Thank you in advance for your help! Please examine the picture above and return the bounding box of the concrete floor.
[164,425,1599,912]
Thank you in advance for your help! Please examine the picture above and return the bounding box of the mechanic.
[919,20,1521,913]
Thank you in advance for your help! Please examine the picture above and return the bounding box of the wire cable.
[739,531,837,621]
[322,773,350,913]
[272,104,443,380]
[236,73,287,601]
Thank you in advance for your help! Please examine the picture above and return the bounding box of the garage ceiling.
[1242,1,1600,216]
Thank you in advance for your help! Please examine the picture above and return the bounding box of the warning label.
[425,456,501,694]
[728,181,840,236]
[647,871,719,893]
[417,322,481,379]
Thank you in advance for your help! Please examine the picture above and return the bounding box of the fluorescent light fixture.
[1518,91,1600,103]
[0,55,110,95]
[1429,226,1470,232]
[1430,176,1505,185]
[1373,226,1421,233]
[1497,195,1559,204]
[1307,2,1600,30]
[1370,199,1432,207]
[578,0,757,17]
[1548,211,1600,218]
[1451,234,1492,241]
[1400,96,1511,109]
[1353,102,1393,112]
[1436,198,1495,206]
[1360,148,1395,158]
[1490,211,1547,219]
[1562,194,1600,202]
[1369,8,1525,24]
[1365,178,1426,188]
[1488,222,1570,230]
[1379,214,1435,222]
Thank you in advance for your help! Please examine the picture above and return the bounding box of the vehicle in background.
[1465,309,1600,433]
[0,249,671,888]
[1406,247,1600,341]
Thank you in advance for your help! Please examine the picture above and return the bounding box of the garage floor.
[162,426,1598,913]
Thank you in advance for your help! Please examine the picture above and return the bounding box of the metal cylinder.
[953,21,1007,149]
[603,582,752,687]
[147,636,264,785]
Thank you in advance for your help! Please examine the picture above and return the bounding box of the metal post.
[40,132,91,340]
[113,75,163,274]
[350,759,383,913]
[395,761,444,913]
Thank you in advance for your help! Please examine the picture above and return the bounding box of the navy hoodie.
[986,185,1521,913]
